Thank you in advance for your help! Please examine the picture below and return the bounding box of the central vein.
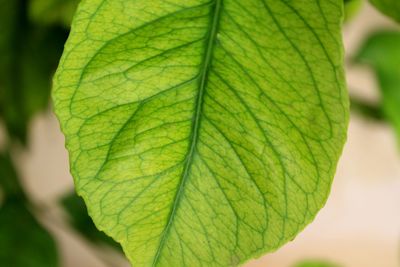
[151,0,223,265]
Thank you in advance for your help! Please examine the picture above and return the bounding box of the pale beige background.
[1,3,399,267]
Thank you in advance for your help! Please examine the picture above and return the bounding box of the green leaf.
[0,152,26,200]
[19,27,69,118]
[0,200,58,267]
[29,0,80,28]
[369,0,400,22]
[53,1,349,266]
[355,31,400,143]
[0,0,68,143]
[293,260,340,267]
[344,0,363,22]
[61,192,122,250]
[0,0,27,142]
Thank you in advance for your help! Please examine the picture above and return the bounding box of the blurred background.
[0,1,399,267]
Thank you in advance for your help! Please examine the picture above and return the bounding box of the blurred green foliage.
[355,31,400,143]
[0,200,58,267]
[369,0,400,22]
[0,153,26,200]
[0,1,75,266]
[0,151,57,267]
[0,0,69,144]
[344,0,363,22]
[293,261,340,267]
[29,0,80,28]
[61,192,122,250]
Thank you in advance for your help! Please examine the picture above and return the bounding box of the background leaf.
[53,1,349,266]
[0,0,68,143]
[0,0,28,142]
[344,0,363,22]
[369,0,400,22]
[0,152,26,200]
[61,192,122,250]
[29,0,80,28]
[355,31,400,143]
[0,200,58,267]
[20,27,69,117]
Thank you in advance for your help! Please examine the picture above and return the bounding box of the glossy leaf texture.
[0,201,58,267]
[369,0,400,22]
[53,0,349,266]
[355,31,400,144]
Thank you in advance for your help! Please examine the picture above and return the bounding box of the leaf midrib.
[151,0,222,265]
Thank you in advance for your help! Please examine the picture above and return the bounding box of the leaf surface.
[53,1,349,266]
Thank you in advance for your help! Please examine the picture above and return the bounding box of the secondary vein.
[151,0,222,265]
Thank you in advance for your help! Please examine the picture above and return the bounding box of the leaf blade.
[53,1,349,266]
